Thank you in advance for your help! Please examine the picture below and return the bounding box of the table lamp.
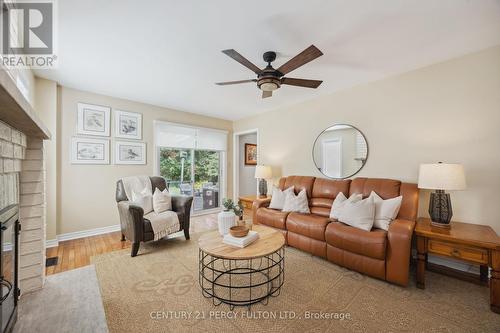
[255,165,272,197]
[418,162,466,228]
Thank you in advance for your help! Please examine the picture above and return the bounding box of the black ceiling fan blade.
[277,45,323,75]
[221,49,262,74]
[281,77,323,88]
[262,90,272,98]
[215,79,257,86]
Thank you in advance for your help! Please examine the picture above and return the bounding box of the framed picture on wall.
[244,143,257,165]
[77,103,111,136]
[115,141,146,165]
[71,137,110,164]
[114,110,142,140]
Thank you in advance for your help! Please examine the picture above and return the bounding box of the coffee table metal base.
[198,246,285,310]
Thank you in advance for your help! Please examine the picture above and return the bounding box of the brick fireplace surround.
[1,120,47,294]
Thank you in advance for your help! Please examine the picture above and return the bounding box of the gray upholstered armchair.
[115,176,193,257]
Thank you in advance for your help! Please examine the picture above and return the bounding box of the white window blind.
[155,121,227,151]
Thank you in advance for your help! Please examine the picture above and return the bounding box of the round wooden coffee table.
[198,225,285,309]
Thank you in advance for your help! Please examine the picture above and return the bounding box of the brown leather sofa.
[253,176,419,286]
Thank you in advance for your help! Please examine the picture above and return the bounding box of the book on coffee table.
[223,230,259,248]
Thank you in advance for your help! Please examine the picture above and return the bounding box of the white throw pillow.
[131,189,153,214]
[369,191,403,230]
[269,186,294,210]
[153,187,172,214]
[337,196,375,231]
[329,192,363,219]
[282,189,310,214]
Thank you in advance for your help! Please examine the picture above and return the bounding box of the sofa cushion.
[282,189,310,214]
[279,176,315,199]
[269,186,294,210]
[349,178,401,199]
[288,232,326,258]
[330,192,363,219]
[255,208,290,230]
[327,245,385,280]
[310,206,330,217]
[308,178,351,217]
[286,212,331,241]
[336,196,376,231]
[312,178,351,202]
[153,187,172,213]
[325,222,387,260]
[369,191,402,230]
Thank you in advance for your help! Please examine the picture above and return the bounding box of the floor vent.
[46,257,58,267]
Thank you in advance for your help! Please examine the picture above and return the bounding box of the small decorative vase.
[218,210,236,235]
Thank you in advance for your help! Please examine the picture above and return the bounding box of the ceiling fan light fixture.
[257,77,280,92]
[260,82,278,91]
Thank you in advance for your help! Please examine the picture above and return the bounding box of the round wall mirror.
[312,124,368,179]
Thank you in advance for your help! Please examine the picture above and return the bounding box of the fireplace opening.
[0,205,20,333]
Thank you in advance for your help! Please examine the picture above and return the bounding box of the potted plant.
[218,198,237,235]
[233,200,244,221]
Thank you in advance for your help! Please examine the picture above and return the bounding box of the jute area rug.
[92,233,500,333]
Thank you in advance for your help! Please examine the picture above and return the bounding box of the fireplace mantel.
[0,66,51,139]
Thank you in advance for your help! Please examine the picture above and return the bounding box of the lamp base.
[258,179,267,197]
[429,190,453,227]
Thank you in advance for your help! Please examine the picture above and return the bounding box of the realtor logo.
[0,0,57,68]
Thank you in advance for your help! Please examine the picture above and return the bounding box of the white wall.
[238,133,257,196]
[57,87,233,234]
[234,45,500,233]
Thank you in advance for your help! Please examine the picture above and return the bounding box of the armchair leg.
[121,233,125,241]
[131,242,140,257]
[184,228,190,240]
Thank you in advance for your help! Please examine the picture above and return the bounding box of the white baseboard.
[45,239,59,248]
[56,224,121,242]
[43,225,121,249]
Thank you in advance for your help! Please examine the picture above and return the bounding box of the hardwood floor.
[45,213,219,276]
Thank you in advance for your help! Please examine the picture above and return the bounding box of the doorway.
[233,129,259,200]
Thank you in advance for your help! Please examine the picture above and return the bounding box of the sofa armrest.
[171,195,193,230]
[252,198,271,224]
[117,201,145,243]
[386,219,416,286]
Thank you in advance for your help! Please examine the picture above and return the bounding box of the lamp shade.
[254,165,272,179]
[418,163,466,190]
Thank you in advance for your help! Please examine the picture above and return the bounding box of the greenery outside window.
[155,121,227,213]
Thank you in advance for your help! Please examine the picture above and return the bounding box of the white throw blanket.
[144,210,180,241]
[122,175,152,201]
[121,176,179,241]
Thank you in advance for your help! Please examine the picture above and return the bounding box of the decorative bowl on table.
[229,226,249,238]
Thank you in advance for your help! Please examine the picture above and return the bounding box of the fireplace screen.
[0,205,20,333]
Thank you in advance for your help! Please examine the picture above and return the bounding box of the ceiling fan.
[216,45,323,98]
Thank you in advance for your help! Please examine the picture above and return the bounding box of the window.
[155,121,227,214]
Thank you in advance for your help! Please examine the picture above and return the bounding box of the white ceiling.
[34,0,500,120]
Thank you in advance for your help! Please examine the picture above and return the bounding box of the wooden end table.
[415,218,500,313]
[198,225,285,309]
[238,195,270,217]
